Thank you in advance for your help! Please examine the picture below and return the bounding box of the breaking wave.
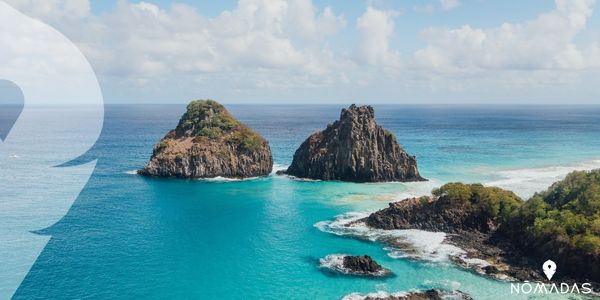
[315,212,464,263]
[483,159,600,198]
[342,291,409,300]
[270,163,288,175]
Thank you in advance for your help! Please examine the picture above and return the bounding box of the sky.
[3,0,600,104]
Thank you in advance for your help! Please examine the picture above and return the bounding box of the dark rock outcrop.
[139,100,272,178]
[319,254,392,277]
[342,255,389,276]
[280,104,425,182]
[364,197,498,234]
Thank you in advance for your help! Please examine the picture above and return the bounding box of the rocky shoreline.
[447,230,600,293]
[359,193,600,292]
[359,196,536,281]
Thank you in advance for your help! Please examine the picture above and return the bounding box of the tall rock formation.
[281,104,425,182]
[139,100,273,178]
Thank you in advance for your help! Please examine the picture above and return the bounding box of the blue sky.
[5,0,600,104]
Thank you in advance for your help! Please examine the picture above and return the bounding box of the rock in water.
[319,254,392,277]
[282,104,425,182]
[342,255,388,276]
[139,100,273,178]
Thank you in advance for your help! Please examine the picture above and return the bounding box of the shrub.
[384,129,397,142]
[198,127,223,139]
[432,183,523,223]
[507,169,600,255]
[177,99,265,151]
[155,140,170,152]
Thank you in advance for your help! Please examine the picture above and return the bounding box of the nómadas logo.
[510,259,593,295]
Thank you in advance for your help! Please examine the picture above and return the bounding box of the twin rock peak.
[139,100,426,183]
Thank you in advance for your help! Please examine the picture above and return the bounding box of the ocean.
[7,104,600,299]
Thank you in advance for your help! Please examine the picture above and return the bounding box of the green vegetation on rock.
[156,140,170,152]
[140,99,273,179]
[507,170,600,254]
[384,129,397,142]
[435,173,600,254]
[435,171,600,280]
[176,99,266,151]
[432,182,523,224]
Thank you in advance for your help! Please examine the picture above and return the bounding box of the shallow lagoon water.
[9,105,600,299]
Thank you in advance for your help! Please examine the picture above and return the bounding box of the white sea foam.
[484,158,600,198]
[319,254,347,271]
[200,162,288,181]
[315,212,464,263]
[124,170,260,181]
[199,176,260,182]
[272,163,318,181]
[270,163,288,175]
[342,291,408,300]
[392,179,440,201]
[342,289,469,300]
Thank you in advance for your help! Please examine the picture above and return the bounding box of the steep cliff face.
[139,100,273,178]
[282,104,425,182]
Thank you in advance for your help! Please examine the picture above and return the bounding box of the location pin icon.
[543,260,556,280]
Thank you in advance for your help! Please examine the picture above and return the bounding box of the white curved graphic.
[0,2,103,298]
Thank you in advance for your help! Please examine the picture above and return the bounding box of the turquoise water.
[8,105,600,299]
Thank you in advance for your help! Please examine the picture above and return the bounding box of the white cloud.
[286,0,346,41]
[414,0,600,72]
[5,0,346,82]
[355,7,400,67]
[3,0,600,103]
[440,0,460,10]
[4,0,90,20]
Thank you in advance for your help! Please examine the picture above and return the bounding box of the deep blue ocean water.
[7,104,600,299]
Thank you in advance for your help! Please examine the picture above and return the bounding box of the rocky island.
[359,170,600,289]
[342,255,389,276]
[139,100,273,178]
[280,104,425,182]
